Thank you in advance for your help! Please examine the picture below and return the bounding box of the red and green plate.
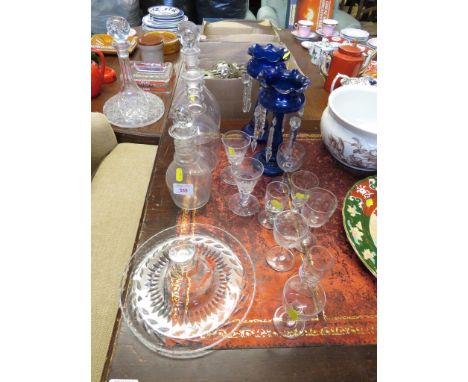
[342,176,377,277]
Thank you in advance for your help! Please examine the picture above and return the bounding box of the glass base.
[265,245,295,272]
[228,193,259,217]
[258,210,274,229]
[103,91,165,128]
[272,305,305,339]
[221,166,236,185]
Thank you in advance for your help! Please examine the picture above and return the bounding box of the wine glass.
[276,141,306,185]
[258,181,290,230]
[272,274,326,339]
[289,170,320,212]
[265,210,309,272]
[221,130,252,185]
[301,187,338,228]
[273,245,334,339]
[228,157,264,216]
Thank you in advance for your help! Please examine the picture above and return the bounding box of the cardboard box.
[200,19,280,43]
[175,20,303,120]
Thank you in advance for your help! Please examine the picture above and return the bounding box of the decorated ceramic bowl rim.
[328,85,376,136]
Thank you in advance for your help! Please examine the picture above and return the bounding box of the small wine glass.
[289,170,320,212]
[299,245,335,285]
[221,130,252,185]
[276,141,306,185]
[265,210,310,272]
[228,157,264,216]
[273,246,334,339]
[272,274,326,339]
[258,181,290,230]
[301,187,338,228]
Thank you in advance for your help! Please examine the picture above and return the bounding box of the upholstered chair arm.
[91,112,118,178]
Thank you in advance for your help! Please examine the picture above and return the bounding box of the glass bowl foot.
[272,305,305,339]
[265,245,295,272]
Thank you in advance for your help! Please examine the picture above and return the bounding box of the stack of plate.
[142,5,188,32]
[340,28,370,42]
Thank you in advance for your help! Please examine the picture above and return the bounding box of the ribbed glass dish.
[120,223,256,359]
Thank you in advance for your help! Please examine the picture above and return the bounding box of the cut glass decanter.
[103,16,164,128]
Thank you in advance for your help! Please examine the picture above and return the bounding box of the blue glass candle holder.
[242,44,290,142]
[254,67,311,177]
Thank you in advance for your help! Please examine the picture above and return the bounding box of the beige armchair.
[91,112,157,382]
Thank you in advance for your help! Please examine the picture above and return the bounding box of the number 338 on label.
[173,183,194,195]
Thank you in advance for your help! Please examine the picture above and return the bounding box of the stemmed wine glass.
[276,141,306,185]
[301,188,338,228]
[258,181,290,230]
[221,130,252,185]
[228,157,264,217]
[265,210,310,272]
[273,245,334,339]
[289,170,320,212]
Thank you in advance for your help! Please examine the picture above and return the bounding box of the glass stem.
[239,192,250,207]
[285,319,297,328]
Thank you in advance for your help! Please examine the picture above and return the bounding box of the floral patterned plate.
[342,175,377,277]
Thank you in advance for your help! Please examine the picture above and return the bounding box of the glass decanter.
[166,109,212,210]
[171,68,220,171]
[172,20,221,129]
[103,16,165,128]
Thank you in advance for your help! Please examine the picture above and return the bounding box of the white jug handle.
[331,73,350,92]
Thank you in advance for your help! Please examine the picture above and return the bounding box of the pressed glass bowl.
[120,223,256,359]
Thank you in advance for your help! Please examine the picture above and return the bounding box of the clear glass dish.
[120,223,256,359]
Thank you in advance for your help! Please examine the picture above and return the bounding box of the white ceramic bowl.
[320,85,377,172]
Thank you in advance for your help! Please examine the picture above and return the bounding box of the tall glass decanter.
[172,68,220,171]
[170,21,221,171]
[166,109,212,210]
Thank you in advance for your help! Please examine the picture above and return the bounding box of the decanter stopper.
[106,16,130,44]
[168,106,196,140]
[178,20,200,50]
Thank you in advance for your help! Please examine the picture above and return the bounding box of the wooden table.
[99,30,376,382]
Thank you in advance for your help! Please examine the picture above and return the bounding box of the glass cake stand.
[120,223,256,359]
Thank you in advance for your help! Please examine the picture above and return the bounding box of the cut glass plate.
[120,223,256,358]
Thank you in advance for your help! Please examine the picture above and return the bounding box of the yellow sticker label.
[189,95,196,102]
[228,147,236,156]
[283,51,291,60]
[271,200,283,211]
[366,198,374,207]
[176,167,183,182]
[295,192,306,200]
[287,307,298,321]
